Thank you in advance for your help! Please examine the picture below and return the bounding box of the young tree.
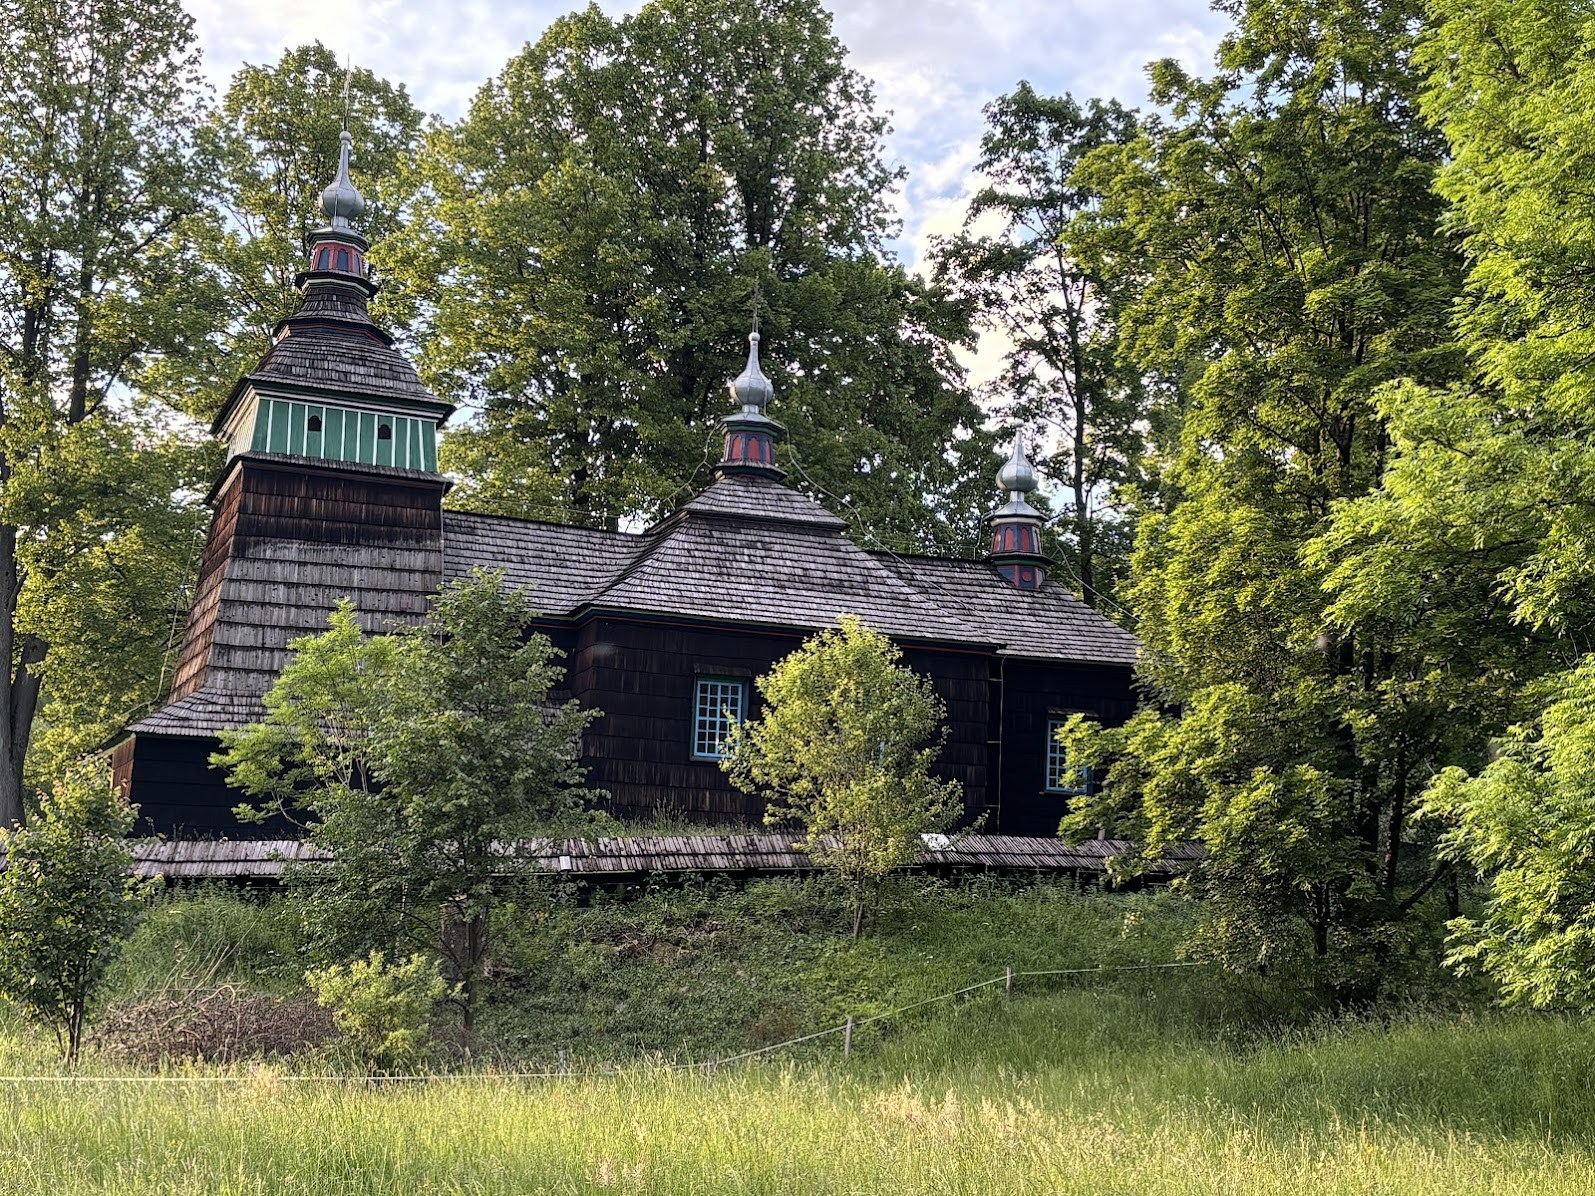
[0,763,151,1063]
[724,616,962,938]
[217,572,599,1030]
[1058,0,1467,996]
[382,0,992,549]
[932,84,1149,608]
[0,0,215,823]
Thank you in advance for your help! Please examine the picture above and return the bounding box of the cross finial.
[341,56,353,133]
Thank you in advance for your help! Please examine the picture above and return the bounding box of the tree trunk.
[0,525,44,829]
[462,911,486,1033]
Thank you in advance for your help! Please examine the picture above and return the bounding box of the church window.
[307,414,322,433]
[377,422,392,440]
[336,248,350,272]
[1045,718,1091,795]
[692,677,746,760]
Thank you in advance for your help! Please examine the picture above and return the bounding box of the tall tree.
[0,0,213,825]
[382,0,992,549]
[932,84,1149,608]
[1354,0,1595,1000]
[1059,0,1467,994]
[146,42,424,421]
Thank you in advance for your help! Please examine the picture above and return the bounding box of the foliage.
[724,617,962,937]
[932,84,1150,607]
[0,0,216,823]
[1417,659,1595,1011]
[1063,0,1467,996]
[148,42,424,420]
[381,0,992,548]
[216,571,600,1029]
[0,763,151,1062]
[305,950,448,1074]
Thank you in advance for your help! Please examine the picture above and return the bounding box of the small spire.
[729,331,774,415]
[319,130,366,230]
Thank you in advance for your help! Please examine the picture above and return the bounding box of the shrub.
[305,951,449,1073]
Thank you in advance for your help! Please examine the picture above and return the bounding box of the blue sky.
[185,0,1227,381]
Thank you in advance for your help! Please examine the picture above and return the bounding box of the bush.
[305,951,449,1073]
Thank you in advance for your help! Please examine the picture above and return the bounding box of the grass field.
[0,880,1583,1194]
[2,998,1592,1194]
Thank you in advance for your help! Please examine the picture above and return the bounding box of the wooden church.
[110,133,1140,839]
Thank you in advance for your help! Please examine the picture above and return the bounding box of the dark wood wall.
[116,732,285,838]
[570,616,993,823]
[993,658,1136,837]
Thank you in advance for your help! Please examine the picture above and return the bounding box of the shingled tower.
[113,131,453,831]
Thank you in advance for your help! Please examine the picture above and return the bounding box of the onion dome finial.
[997,432,1040,497]
[319,130,366,230]
[715,325,784,481]
[729,331,775,414]
[986,428,1047,591]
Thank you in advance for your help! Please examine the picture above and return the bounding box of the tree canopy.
[381,0,993,548]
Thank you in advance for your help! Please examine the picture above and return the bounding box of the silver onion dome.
[729,331,774,414]
[997,432,1039,496]
[319,130,366,229]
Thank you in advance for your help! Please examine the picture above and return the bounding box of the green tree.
[0,0,215,825]
[1059,0,1466,994]
[1419,660,1595,1010]
[0,763,151,1063]
[724,616,962,938]
[932,84,1149,608]
[382,0,991,548]
[217,572,600,1029]
[147,42,424,419]
[1325,0,1595,1001]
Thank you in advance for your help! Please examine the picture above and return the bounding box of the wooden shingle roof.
[49,833,1200,881]
[246,328,438,406]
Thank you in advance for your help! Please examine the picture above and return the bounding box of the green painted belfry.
[211,129,453,473]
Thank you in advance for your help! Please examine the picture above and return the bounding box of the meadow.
[1,879,1588,1194]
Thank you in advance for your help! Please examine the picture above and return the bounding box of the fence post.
[558,1047,568,1076]
[1005,965,1013,1000]
[707,1056,717,1077]
[843,1016,855,1058]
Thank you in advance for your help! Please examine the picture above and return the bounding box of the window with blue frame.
[692,677,747,760]
[1045,717,1092,794]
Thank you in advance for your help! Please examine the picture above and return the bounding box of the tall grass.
[1,1002,1592,1194]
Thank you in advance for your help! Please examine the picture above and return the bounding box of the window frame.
[1044,716,1092,795]
[691,675,749,761]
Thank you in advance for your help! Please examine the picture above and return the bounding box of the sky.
[182,0,1228,384]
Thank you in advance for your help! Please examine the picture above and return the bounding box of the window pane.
[1046,718,1087,794]
[693,678,744,759]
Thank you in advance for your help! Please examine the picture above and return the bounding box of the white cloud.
[184,0,1225,275]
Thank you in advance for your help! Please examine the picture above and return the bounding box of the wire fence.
[0,960,1207,1085]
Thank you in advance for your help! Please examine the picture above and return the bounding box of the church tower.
[115,131,454,831]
